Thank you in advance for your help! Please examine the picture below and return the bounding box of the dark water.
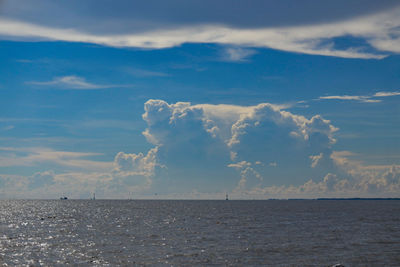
[1,200,400,266]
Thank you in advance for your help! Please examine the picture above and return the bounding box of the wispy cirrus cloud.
[222,47,257,62]
[127,68,169,77]
[373,91,400,97]
[27,75,129,90]
[0,147,112,171]
[1,125,15,131]
[318,91,400,103]
[16,59,33,63]
[318,95,381,103]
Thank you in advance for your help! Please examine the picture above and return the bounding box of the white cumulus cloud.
[141,99,338,191]
[112,148,159,191]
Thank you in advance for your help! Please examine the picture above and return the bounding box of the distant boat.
[226,194,229,201]
[92,193,96,200]
[60,196,68,200]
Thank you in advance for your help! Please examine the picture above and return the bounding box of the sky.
[0,0,399,199]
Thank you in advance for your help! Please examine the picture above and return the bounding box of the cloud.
[3,1,397,31]
[310,153,323,168]
[1,125,14,131]
[1,145,399,199]
[373,91,400,97]
[1,97,398,198]
[231,151,400,199]
[28,170,55,189]
[16,59,33,63]
[141,100,234,189]
[222,47,257,62]
[226,104,338,147]
[318,95,381,103]
[127,68,169,77]
[0,99,331,197]
[141,99,338,191]
[112,148,158,191]
[111,149,158,192]
[228,161,262,191]
[0,171,112,199]
[227,161,251,169]
[318,91,400,103]
[311,154,400,196]
[27,75,125,90]
[139,99,400,198]
[1,5,400,58]
[0,147,159,198]
[0,147,112,171]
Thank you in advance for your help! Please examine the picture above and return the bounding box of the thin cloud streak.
[319,95,381,103]
[0,147,112,171]
[318,91,400,103]
[1,125,15,131]
[27,75,130,90]
[127,68,169,77]
[374,91,400,97]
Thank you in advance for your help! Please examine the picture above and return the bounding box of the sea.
[0,200,399,266]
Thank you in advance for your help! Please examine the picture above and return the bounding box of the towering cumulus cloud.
[141,99,338,192]
[139,99,400,198]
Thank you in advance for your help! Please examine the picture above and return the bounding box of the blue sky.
[0,0,399,199]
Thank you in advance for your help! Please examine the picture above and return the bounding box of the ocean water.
[0,200,399,266]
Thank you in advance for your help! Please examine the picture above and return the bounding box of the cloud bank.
[0,148,159,199]
[1,99,399,198]
[1,2,400,58]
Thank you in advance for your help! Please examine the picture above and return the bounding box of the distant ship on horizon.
[60,196,68,200]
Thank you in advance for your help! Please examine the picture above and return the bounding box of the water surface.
[1,200,399,266]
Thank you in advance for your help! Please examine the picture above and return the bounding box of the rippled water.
[1,200,399,266]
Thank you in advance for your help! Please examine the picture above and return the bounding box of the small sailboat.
[226,194,229,201]
[60,196,68,200]
[92,193,96,200]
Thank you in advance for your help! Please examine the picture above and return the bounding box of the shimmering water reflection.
[1,200,399,266]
